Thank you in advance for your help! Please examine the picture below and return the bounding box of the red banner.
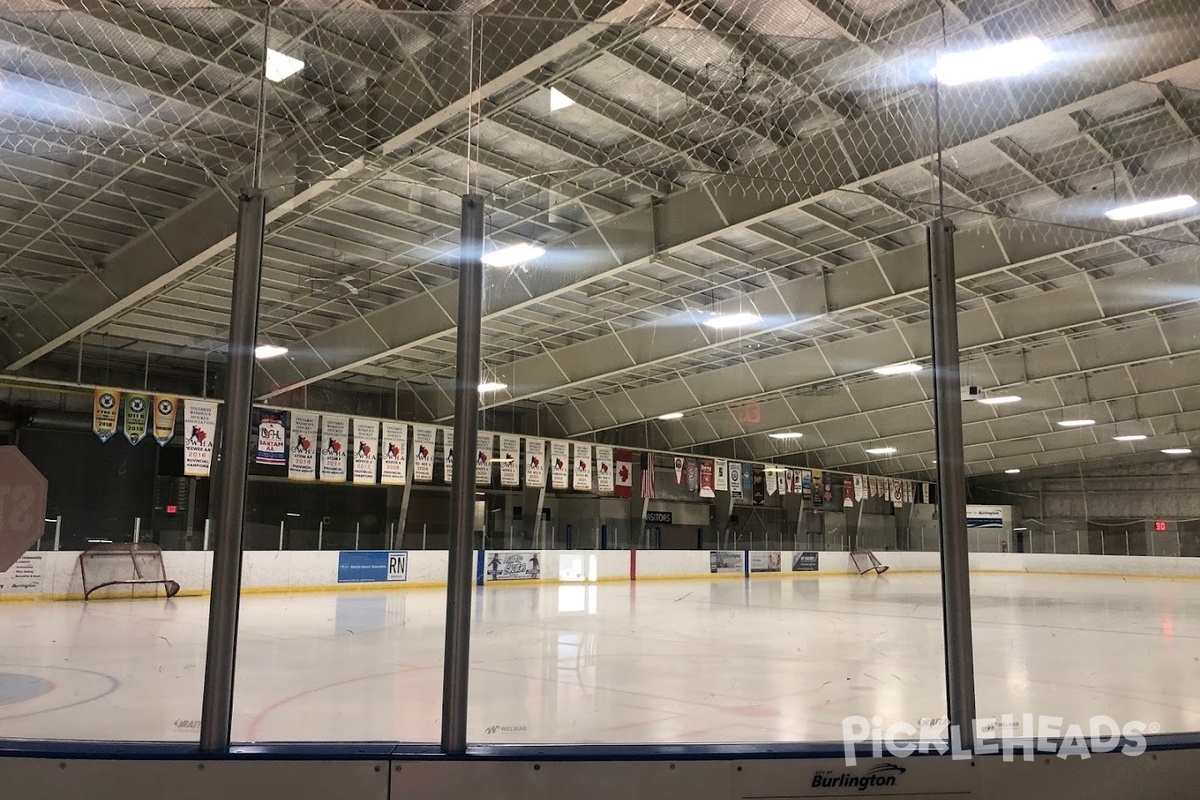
[699,459,715,498]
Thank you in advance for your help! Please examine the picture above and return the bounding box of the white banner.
[320,415,349,482]
[525,437,545,488]
[550,440,570,490]
[476,432,495,485]
[573,443,592,491]
[288,411,319,481]
[380,421,408,486]
[766,469,778,495]
[714,459,728,491]
[499,434,521,487]
[413,425,436,482]
[443,428,454,483]
[352,418,379,485]
[595,445,614,494]
[183,399,217,477]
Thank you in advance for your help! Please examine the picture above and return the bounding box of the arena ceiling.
[1,0,1199,479]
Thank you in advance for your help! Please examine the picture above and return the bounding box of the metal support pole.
[441,194,484,755]
[199,189,266,754]
[278,520,285,551]
[133,517,141,544]
[318,519,324,551]
[53,516,61,551]
[355,522,360,551]
[927,218,977,751]
[203,519,211,552]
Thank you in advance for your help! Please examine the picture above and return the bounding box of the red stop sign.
[0,446,49,573]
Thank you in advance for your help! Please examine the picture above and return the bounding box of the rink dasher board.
[5,749,1200,800]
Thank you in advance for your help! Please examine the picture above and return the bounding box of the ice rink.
[2,571,1198,744]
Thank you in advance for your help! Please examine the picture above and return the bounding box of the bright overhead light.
[255,344,289,360]
[865,447,898,455]
[873,363,923,376]
[704,312,762,330]
[658,412,684,420]
[482,243,545,267]
[932,37,1052,86]
[1162,448,1192,455]
[478,381,507,393]
[549,87,575,111]
[1113,434,1148,442]
[1057,419,1095,428]
[980,395,1021,406]
[1004,468,1021,474]
[1105,195,1197,222]
[769,432,804,440]
[264,48,304,82]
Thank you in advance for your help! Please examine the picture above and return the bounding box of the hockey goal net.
[851,548,889,576]
[78,543,180,600]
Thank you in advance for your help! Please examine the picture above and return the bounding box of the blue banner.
[336,550,408,584]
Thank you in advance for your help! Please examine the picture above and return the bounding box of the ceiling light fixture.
[865,447,898,455]
[482,243,545,267]
[769,432,804,440]
[1057,419,1096,428]
[704,312,762,330]
[1113,434,1148,442]
[932,37,1052,86]
[873,363,923,376]
[265,48,305,82]
[979,395,1022,406]
[1162,448,1192,455]
[1105,195,1197,222]
[255,344,289,360]
[1005,468,1021,474]
[657,412,684,421]
[549,87,575,111]
[478,381,507,393]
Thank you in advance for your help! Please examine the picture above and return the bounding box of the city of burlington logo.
[812,763,906,791]
[158,399,173,414]
[99,393,116,409]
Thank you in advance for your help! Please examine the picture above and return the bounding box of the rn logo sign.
[387,552,408,582]
[0,447,49,573]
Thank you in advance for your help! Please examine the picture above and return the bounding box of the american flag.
[640,451,656,499]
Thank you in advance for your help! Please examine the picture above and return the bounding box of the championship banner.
[550,440,570,490]
[152,396,178,446]
[573,443,592,491]
[525,437,546,488]
[255,409,287,465]
[183,398,217,477]
[766,469,778,496]
[729,462,743,500]
[823,471,834,506]
[784,469,795,495]
[289,411,319,481]
[443,429,454,483]
[122,394,149,446]
[812,469,824,508]
[776,470,787,495]
[699,459,715,498]
[476,432,495,486]
[714,459,728,492]
[320,415,349,482]
[685,458,699,493]
[742,463,752,498]
[843,476,855,507]
[413,425,436,482]
[92,388,121,443]
[380,421,408,486]
[854,475,865,503]
[614,449,633,498]
[801,469,813,495]
[596,446,614,494]
[499,434,521,487]
[752,467,765,505]
[352,418,379,485]
[674,456,685,485]
[869,476,879,499]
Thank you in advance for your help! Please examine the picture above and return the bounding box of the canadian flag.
[615,449,633,499]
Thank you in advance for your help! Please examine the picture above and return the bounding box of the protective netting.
[2,0,1200,474]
